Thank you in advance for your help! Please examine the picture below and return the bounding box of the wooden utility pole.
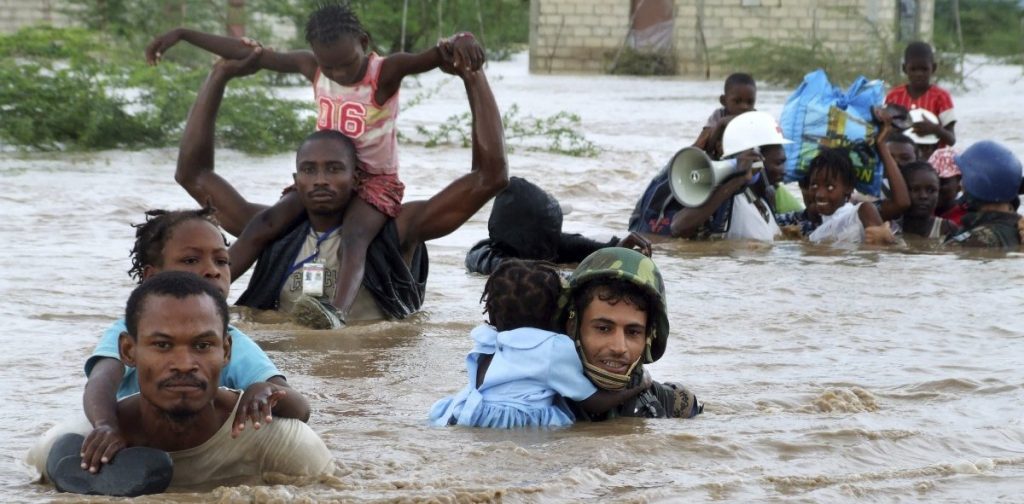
[227,0,246,37]
[401,0,409,52]
[437,0,444,42]
[475,0,485,48]
[952,0,964,76]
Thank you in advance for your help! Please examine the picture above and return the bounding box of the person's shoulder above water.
[167,391,333,488]
[945,211,1022,248]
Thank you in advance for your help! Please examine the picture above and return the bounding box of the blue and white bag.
[779,69,885,196]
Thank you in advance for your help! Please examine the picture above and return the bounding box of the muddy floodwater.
[2,54,1023,502]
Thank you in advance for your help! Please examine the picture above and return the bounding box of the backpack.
[628,163,679,236]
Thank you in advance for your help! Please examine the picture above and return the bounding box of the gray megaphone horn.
[668,147,761,207]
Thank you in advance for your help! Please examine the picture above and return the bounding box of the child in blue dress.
[429,260,650,428]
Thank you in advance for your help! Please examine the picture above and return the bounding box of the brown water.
[3,55,1024,502]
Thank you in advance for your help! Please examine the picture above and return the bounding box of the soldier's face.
[576,288,647,376]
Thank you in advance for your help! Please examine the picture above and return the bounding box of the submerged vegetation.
[0,26,313,154]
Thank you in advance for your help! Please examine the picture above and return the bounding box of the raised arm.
[146,28,318,81]
[396,67,508,250]
[227,193,304,280]
[175,50,269,237]
[876,121,911,220]
[376,33,485,104]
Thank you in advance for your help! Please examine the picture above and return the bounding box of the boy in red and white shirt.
[885,41,956,148]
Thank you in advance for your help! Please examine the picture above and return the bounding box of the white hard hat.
[721,111,792,158]
[903,108,940,145]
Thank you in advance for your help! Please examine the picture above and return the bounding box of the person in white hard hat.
[669,111,791,241]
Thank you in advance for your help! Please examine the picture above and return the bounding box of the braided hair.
[128,208,225,283]
[807,147,856,192]
[481,260,565,333]
[305,2,368,46]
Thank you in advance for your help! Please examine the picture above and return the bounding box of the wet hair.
[807,147,856,191]
[125,271,229,339]
[904,41,934,63]
[902,160,939,182]
[305,2,367,46]
[572,278,651,331]
[300,129,357,159]
[724,72,756,93]
[481,260,564,332]
[128,208,225,284]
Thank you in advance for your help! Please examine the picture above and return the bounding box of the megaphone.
[668,147,758,207]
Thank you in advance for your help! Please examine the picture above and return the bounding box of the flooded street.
[2,54,1023,502]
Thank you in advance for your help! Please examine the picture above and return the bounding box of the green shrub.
[608,47,676,76]
[0,26,315,154]
[219,91,315,155]
[414,103,598,157]
[0,60,162,149]
[716,37,962,89]
[249,0,528,57]
[934,0,1024,58]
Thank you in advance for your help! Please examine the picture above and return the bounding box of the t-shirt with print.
[84,319,281,399]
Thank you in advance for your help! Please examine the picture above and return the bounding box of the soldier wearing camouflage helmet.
[562,248,702,420]
[944,140,1023,248]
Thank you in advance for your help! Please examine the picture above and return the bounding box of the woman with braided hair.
[429,260,649,428]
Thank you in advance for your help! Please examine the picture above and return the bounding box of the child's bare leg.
[332,197,387,319]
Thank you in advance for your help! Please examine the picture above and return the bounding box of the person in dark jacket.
[465,177,651,275]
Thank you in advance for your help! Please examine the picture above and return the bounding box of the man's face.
[576,289,648,376]
[294,138,357,216]
[720,84,756,117]
[762,145,787,186]
[144,219,230,297]
[886,141,918,168]
[121,294,230,421]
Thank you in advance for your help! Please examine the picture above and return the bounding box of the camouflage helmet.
[567,247,669,363]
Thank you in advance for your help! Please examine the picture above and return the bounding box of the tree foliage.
[2,1,533,153]
[933,0,1024,59]
[0,26,312,153]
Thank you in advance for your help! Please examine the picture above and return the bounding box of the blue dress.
[429,325,598,428]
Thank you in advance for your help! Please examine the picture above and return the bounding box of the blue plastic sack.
[780,69,885,196]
